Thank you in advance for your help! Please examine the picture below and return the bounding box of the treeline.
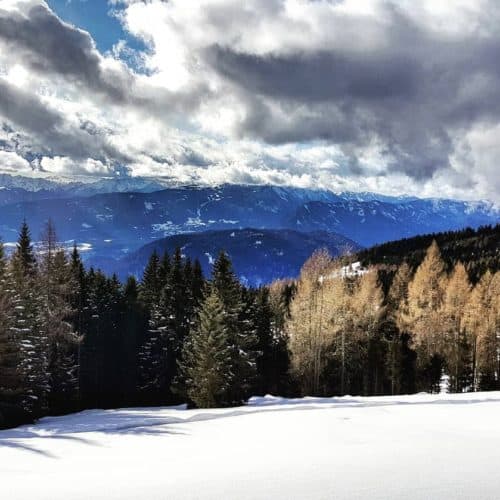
[287,242,499,396]
[0,221,499,425]
[0,221,291,420]
[356,224,499,283]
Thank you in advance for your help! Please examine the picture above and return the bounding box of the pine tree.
[178,289,232,408]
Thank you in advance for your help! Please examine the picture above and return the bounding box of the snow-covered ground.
[2,392,500,499]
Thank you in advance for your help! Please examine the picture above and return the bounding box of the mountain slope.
[102,228,360,286]
[293,199,498,246]
[356,224,500,282]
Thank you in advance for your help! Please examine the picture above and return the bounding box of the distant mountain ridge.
[0,178,498,281]
[98,228,360,286]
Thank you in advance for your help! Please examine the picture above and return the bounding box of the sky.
[0,0,499,202]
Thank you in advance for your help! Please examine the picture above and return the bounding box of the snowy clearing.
[2,392,500,499]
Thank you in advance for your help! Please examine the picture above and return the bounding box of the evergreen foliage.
[0,220,499,427]
[178,289,233,408]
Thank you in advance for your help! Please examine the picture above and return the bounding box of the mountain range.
[0,175,498,284]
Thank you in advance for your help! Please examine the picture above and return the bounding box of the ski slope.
[1,392,500,499]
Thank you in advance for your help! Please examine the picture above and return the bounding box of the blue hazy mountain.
[0,178,498,284]
[99,228,360,286]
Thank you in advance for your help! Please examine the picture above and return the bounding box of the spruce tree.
[178,289,232,408]
[122,276,147,404]
[138,282,171,402]
[140,250,161,307]
[191,259,205,309]
[0,240,22,402]
[10,221,48,415]
[252,288,276,395]
[45,249,81,414]
[385,262,413,395]
[211,251,257,404]
[158,252,171,289]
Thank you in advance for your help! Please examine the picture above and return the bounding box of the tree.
[406,241,447,392]
[178,289,232,408]
[9,221,48,415]
[139,250,161,308]
[211,251,257,404]
[38,221,80,413]
[386,262,413,395]
[121,276,146,405]
[190,259,205,309]
[288,249,336,395]
[350,270,386,395]
[0,240,22,402]
[469,272,500,389]
[440,262,471,392]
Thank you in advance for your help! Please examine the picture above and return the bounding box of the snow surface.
[2,392,500,499]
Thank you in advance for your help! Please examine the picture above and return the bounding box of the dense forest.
[356,224,499,283]
[0,221,499,428]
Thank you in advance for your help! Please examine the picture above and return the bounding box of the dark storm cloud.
[202,3,500,180]
[208,47,421,103]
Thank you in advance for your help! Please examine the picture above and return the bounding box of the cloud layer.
[0,0,499,202]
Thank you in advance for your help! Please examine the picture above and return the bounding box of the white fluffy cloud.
[0,150,31,173]
[0,0,499,203]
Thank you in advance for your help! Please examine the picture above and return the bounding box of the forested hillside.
[356,224,500,282]
[1,220,499,430]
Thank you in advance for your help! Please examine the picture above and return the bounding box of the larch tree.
[440,262,471,392]
[472,272,500,389]
[406,240,447,392]
[462,271,491,390]
[288,249,335,395]
[325,268,352,395]
[350,269,386,395]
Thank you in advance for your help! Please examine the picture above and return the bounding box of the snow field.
[1,392,500,499]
